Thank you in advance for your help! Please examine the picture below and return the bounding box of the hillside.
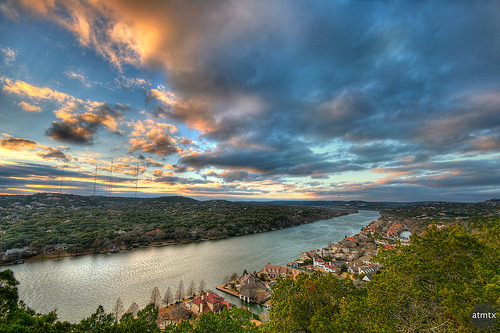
[0,193,355,261]
[258,200,423,210]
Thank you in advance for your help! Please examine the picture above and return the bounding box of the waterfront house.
[189,292,230,315]
[145,229,163,237]
[55,243,69,251]
[300,250,316,262]
[264,264,293,278]
[3,248,26,261]
[239,275,270,303]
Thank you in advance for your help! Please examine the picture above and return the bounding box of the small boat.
[14,259,24,264]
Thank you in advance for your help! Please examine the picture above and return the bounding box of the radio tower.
[59,163,66,194]
[93,166,98,196]
[135,164,139,198]
[108,159,114,197]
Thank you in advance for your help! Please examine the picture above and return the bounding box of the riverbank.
[1,209,358,266]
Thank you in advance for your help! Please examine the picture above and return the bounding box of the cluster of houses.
[283,217,418,283]
[283,208,470,284]
[0,242,72,263]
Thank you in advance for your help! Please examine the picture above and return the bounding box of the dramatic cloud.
[13,2,500,150]
[180,143,362,178]
[46,102,127,144]
[128,119,190,156]
[2,1,499,200]
[416,91,500,153]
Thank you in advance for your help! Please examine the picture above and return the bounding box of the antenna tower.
[59,163,66,194]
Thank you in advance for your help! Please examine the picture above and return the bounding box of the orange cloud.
[0,135,71,161]
[14,1,268,138]
[0,137,38,150]
[2,78,75,103]
[18,101,42,112]
[128,119,184,156]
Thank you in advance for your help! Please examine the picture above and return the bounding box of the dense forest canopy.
[0,193,354,256]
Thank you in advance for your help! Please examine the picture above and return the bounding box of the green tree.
[360,225,500,332]
[165,308,257,333]
[0,269,73,332]
[0,269,19,318]
[263,272,359,332]
[76,305,116,332]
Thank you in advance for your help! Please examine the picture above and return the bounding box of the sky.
[0,0,499,202]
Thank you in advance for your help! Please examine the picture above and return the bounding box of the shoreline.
[1,210,359,266]
[216,284,241,298]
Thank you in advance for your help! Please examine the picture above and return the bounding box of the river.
[6,210,379,323]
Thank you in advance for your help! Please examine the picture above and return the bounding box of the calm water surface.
[8,210,379,322]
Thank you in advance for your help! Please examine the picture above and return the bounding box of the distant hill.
[254,198,500,212]
[0,193,356,261]
[253,200,423,211]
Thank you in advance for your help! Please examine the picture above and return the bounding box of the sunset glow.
[0,1,499,201]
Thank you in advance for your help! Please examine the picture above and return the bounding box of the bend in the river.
[8,210,380,323]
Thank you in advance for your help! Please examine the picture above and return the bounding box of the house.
[313,258,325,268]
[190,292,230,315]
[145,229,163,237]
[323,262,339,273]
[347,264,358,275]
[264,264,298,279]
[300,250,316,262]
[358,265,379,276]
[56,243,69,251]
[239,275,270,303]
[4,248,26,261]
[286,261,299,268]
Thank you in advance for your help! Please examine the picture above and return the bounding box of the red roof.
[346,237,356,242]
[221,301,232,308]
[385,245,395,250]
[145,229,162,236]
[205,293,224,304]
